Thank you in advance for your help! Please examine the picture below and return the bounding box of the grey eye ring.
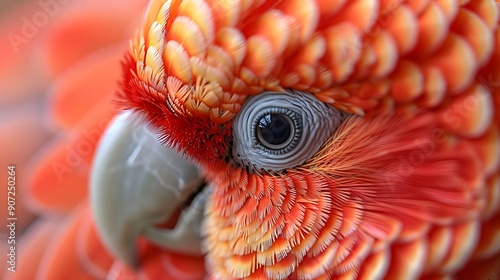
[232,90,349,172]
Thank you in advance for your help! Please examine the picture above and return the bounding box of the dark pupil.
[257,113,292,147]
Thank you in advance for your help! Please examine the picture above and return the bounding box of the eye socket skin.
[232,90,348,172]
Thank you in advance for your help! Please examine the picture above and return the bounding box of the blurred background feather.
[0,0,148,278]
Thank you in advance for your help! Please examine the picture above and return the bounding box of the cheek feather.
[305,112,483,224]
[202,110,494,279]
[203,167,357,279]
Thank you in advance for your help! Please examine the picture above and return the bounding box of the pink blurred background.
[0,0,148,277]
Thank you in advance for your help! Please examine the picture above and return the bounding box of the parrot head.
[92,0,500,279]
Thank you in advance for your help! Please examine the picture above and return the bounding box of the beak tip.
[115,237,140,269]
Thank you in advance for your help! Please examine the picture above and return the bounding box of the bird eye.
[232,90,348,172]
[256,112,296,150]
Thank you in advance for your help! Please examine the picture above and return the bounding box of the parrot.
[89,0,500,279]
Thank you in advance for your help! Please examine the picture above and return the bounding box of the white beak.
[90,111,206,266]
